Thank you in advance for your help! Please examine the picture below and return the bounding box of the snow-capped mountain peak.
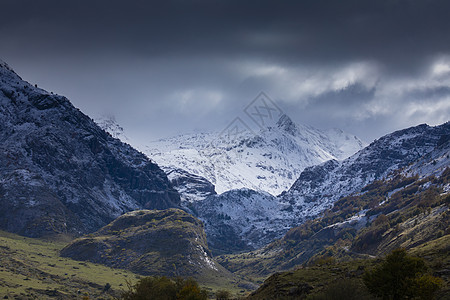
[145,115,366,195]
[276,114,298,135]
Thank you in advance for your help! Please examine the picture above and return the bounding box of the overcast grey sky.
[1,0,450,147]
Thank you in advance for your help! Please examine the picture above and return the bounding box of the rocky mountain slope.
[60,209,231,280]
[194,189,286,254]
[0,59,180,237]
[95,115,129,142]
[145,114,365,196]
[219,140,450,281]
[164,167,217,203]
[278,122,450,222]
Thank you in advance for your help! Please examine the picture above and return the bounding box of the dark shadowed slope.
[0,59,180,237]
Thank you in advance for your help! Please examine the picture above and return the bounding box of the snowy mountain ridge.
[145,114,365,196]
[95,115,130,142]
[193,122,449,254]
[283,122,450,207]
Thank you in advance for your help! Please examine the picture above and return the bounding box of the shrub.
[308,278,372,300]
[175,278,208,300]
[373,214,389,227]
[313,256,336,266]
[363,249,442,299]
[215,289,231,299]
[412,274,444,300]
[103,282,111,292]
[121,276,207,300]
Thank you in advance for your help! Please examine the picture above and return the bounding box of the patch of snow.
[196,245,218,270]
[443,183,450,194]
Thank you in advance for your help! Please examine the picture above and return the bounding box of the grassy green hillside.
[0,212,254,299]
[60,209,256,296]
[0,230,138,299]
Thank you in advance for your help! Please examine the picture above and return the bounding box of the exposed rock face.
[164,167,216,203]
[194,189,286,255]
[0,59,180,237]
[60,209,224,278]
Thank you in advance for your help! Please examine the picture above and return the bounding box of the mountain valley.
[0,58,449,299]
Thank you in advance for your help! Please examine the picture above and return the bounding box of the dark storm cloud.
[3,0,450,68]
[1,0,450,144]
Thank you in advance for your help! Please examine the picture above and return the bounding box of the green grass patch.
[0,230,138,299]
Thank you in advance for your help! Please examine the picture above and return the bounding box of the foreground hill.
[0,229,252,299]
[61,209,219,277]
[0,229,138,299]
[60,208,253,293]
[0,59,180,237]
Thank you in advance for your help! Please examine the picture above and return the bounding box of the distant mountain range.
[94,77,449,255]
[193,122,449,254]
[280,121,450,219]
